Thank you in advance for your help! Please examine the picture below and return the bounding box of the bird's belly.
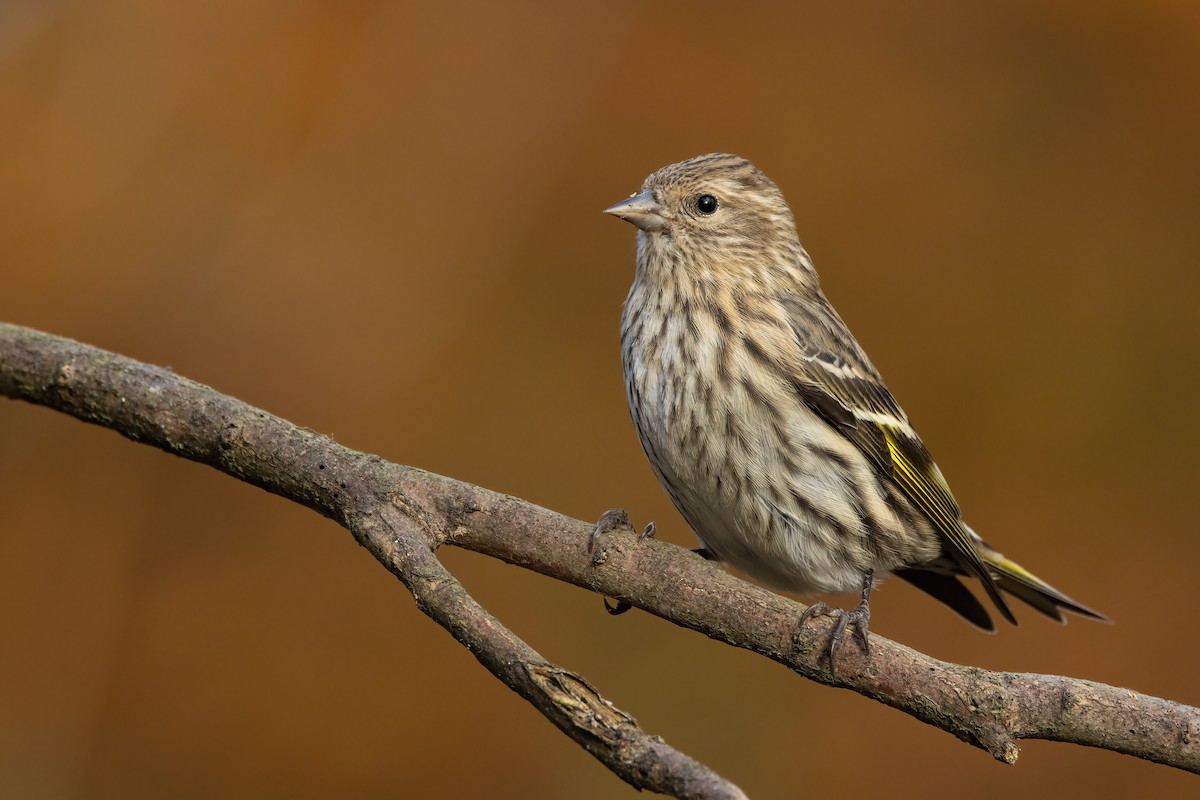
[676,486,872,596]
[623,332,935,597]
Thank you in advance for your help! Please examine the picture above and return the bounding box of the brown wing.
[781,295,1016,624]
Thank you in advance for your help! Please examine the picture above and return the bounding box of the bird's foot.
[588,508,655,616]
[798,571,874,669]
[588,508,656,553]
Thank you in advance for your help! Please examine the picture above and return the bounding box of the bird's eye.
[694,194,719,215]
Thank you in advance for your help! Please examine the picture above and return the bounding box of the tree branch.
[2,322,1197,789]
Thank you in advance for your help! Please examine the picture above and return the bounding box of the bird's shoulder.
[777,293,905,426]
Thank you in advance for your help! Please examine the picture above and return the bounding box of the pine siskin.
[600,153,1105,659]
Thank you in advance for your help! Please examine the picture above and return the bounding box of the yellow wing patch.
[879,424,1016,624]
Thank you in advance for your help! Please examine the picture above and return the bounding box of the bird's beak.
[604,189,667,232]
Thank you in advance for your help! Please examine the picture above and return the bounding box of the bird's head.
[604,153,811,287]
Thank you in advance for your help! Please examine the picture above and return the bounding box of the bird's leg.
[799,570,874,668]
[835,570,874,656]
[588,508,655,616]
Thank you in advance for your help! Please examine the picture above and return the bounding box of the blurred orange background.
[2,2,1198,797]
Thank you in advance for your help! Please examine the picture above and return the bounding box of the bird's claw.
[589,508,656,552]
[604,597,633,616]
[798,571,874,670]
[589,508,632,553]
[589,509,656,615]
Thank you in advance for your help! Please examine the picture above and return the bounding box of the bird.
[597,152,1105,661]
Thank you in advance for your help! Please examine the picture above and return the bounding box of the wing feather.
[782,294,1016,623]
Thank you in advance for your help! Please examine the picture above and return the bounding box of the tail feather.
[983,550,1109,624]
[895,569,996,631]
[900,539,1108,626]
